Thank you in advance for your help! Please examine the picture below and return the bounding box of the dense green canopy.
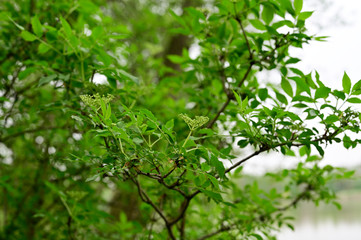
[1,0,360,239]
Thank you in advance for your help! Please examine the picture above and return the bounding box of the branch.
[277,185,311,211]
[207,64,253,129]
[197,225,231,240]
[1,126,67,142]
[225,148,266,175]
[128,174,176,240]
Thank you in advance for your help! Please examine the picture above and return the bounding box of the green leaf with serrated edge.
[31,16,43,37]
[342,72,351,94]
[21,30,37,41]
[281,77,293,97]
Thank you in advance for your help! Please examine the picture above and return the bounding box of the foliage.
[0,0,360,239]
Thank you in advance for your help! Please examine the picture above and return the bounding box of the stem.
[81,61,85,82]
[182,130,193,148]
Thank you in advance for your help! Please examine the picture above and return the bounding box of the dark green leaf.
[281,77,293,97]
[259,88,268,101]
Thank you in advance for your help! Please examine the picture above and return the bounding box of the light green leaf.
[314,87,331,99]
[232,90,242,106]
[249,19,266,30]
[31,15,43,37]
[262,5,274,25]
[38,42,50,54]
[21,30,37,41]
[60,16,72,37]
[299,11,313,21]
[241,96,248,111]
[167,55,184,64]
[347,97,361,103]
[342,72,351,94]
[294,0,303,14]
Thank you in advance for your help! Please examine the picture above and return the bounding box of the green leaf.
[250,19,266,30]
[276,92,288,105]
[38,42,50,54]
[200,189,223,202]
[241,96,248,111]
[351,79,361,94]
[314,87,331,99]
[21,30,37,41]
[347,97,361,103]
[251,233,263,240]
[281,77,293,97]
[19,67,37,80]
[167,55,184,64]
[332,90,346,100]
[294,0,303,14]
[165,119,174,130]
[210,155,225,178]
[31,15,43,37]
[299,11,313,21]
[105,104,111,120]
[60,16,72,37]
[117,69,139,84]
[38,74,57,86]
[262,5,274,25]
[324,115,339,124]
[233,90,242,106]
[342,72,351,94]
[343,135,351,149]
[259,88,268,101]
